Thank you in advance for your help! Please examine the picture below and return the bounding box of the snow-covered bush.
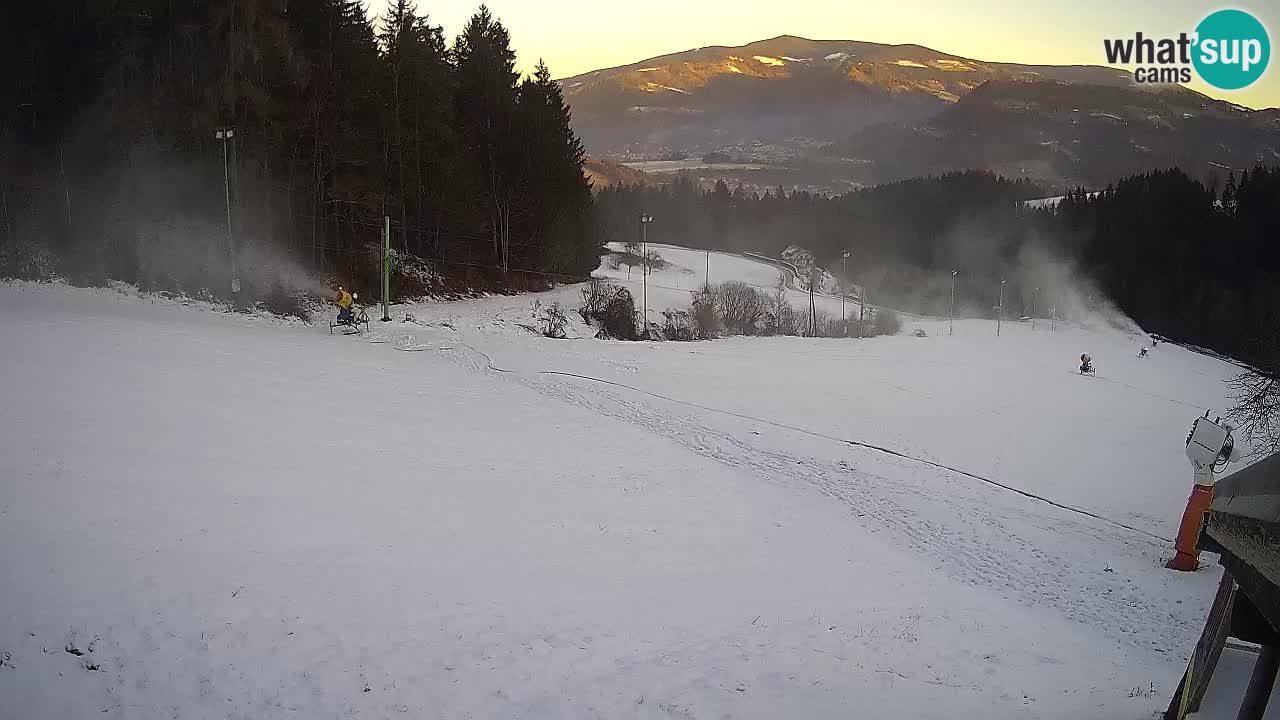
[690,290,719,339]
[386,247,437,297]
[579,278,638,340]
[0,239,58,281]
[335,243,435,303]
[579,278,613,323]
[376,244,437,298]
[661,309,695,341]
[540,301,568,339]
[598,288,638,340]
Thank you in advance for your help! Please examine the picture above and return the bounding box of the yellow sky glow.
[365,0,1278,109]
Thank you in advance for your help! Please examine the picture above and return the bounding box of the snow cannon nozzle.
[1185,414,1242,473]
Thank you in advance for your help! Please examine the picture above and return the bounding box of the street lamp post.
[949,269,957,336]
[215,128,239,294]
[639,213,653,338]
[841,251,851,337]
[997,278,1006,337]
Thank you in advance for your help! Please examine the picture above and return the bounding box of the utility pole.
[1,176,11,249]
[809,267,818,337]
[997,278,1005,337]
[216,128,239,294]
[841,251,850,337]
[949,269,957,336]
[1031,287,1039,330]
[381,216,391,322]
[59,143,73,233]
[639,213,653,338]
[859,285,867,338]
[230,131,239,239]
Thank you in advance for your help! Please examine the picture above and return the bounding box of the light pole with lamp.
[949,269,957,336]
[997,278,1006,336]
[216,128,239,294]
[639,213,653,338]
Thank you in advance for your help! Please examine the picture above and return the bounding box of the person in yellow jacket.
[335,286,354,324]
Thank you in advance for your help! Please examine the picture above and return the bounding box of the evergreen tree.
[2,1,603,295]
[594,164,1280,365]
[452,5,519,270]
[1223,171,1238,214]
[378,0,455,257]
[516,60,595,274]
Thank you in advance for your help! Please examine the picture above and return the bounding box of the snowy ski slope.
[0,263,1250,718]
[595,242,875,328]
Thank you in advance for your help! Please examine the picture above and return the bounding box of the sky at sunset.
[364,0,1278,109]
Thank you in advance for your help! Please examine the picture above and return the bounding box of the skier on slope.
[1079,353,1094,375]
[335,286,354,325]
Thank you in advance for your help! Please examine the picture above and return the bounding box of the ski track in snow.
[0,280,1227,718]
[399,331,1211,660]
[342,287,1221,664]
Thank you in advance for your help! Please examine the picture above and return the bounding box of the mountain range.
[561,36,1280,192]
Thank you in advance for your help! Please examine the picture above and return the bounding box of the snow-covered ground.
[1022,192,1103,209]
[618,160,769,174]
[598,242,874,328]
[0,254,1247,718]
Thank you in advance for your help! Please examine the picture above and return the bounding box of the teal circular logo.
[1193,9,1270,90]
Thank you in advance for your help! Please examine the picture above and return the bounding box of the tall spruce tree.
[516,60,595,274]
[378,3,454,258]
[452,5,519,271]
